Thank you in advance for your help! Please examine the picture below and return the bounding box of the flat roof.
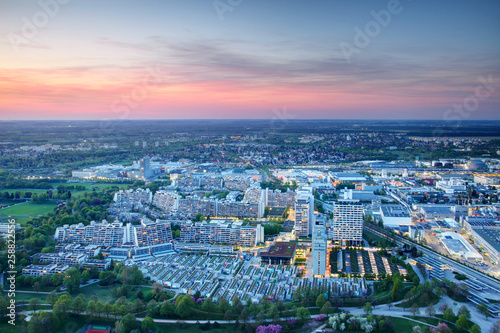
[421,206,452,214]
[473,227,500,252]
[260,242,297,258]
[381,205,410,217]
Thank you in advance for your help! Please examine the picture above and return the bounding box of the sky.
[1,0,499,120]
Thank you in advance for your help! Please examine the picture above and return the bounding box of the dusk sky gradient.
[1,0,499,120]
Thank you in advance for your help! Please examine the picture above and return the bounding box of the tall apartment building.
[261,188,296,208]
[179,220,263,247]
[294,191,314,237]
[113,188,152,205]
[133,220,172,247]
[312,216,328,276]
[153,190,179,211]
[178,196,217,216]
[331,191,363,246]
[55,219,172,247]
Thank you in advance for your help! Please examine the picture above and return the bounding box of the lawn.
[390,316,432,332]
[0,202,57,225]
[78,284,120,304]
[49,315,238,333]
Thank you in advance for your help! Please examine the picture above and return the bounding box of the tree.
[470,324,481,333]
[29,298,40,314]
[224,310,233,323]
[392,277,402,301]
[410,304,420,316]
[296,307,310,324]
[146,300,159,317]
[315,294,326,308]
[438,303,448,315]
[72,295,87,315]
[425,304,435,317]
[457,304,471,319]
[46,291,58,307]
[434,323,452,333]
[33,281,41,294]
[456,314,469,331]
[63,268,81,294]
[443,307,455,321]
[103,302,113,319]
[363,302,373,315]
[477,302,489,318]
[320,301,333,315]
[81,270,90,284]
[141,316,156,333]
[54,294,72,320]
[201,297,217,313]
[239,309,249,324]
[217,297,231,314]
[117,313,138,333]
[175,295,194,318]
[490,319,500,333]
[160,300,174,317]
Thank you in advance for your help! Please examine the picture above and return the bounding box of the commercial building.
[260,242,297,265]
[380,205,412,227]
[469,226,500,266]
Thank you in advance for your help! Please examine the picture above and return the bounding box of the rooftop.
[260,242,297,258]
[473,227,500,252]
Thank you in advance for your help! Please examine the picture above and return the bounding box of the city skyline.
[1,0,499,120]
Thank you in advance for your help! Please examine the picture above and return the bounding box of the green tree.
[443,307,455,321]
[392,277,402,301]
[46,291,58,307]
[217,297,231,314]
[63,268,81,294]
[456,314,469,331]
[320,301,334,315]
[470,323,481,333]
[315,294,326,308]
[363,302,373,315]
[160,300,174,317]
[296,307,311,324]
[201,297,217,313]
[174,295,194,318]
[117,313,138,333]
[457,304,471,319]
[476,302,489,318]
[29,298,40,314]
[72,295,87,315]
[141,316,156,332]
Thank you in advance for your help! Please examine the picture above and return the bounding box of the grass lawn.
[48,314,238,333]
[0,316,28,333]
[395,291,439,309]
[78,284,119,304]
[0,201,57,225]
[390,316,433,332]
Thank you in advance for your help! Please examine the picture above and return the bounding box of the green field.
[0,182,131,199]
[0,202,57,225]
